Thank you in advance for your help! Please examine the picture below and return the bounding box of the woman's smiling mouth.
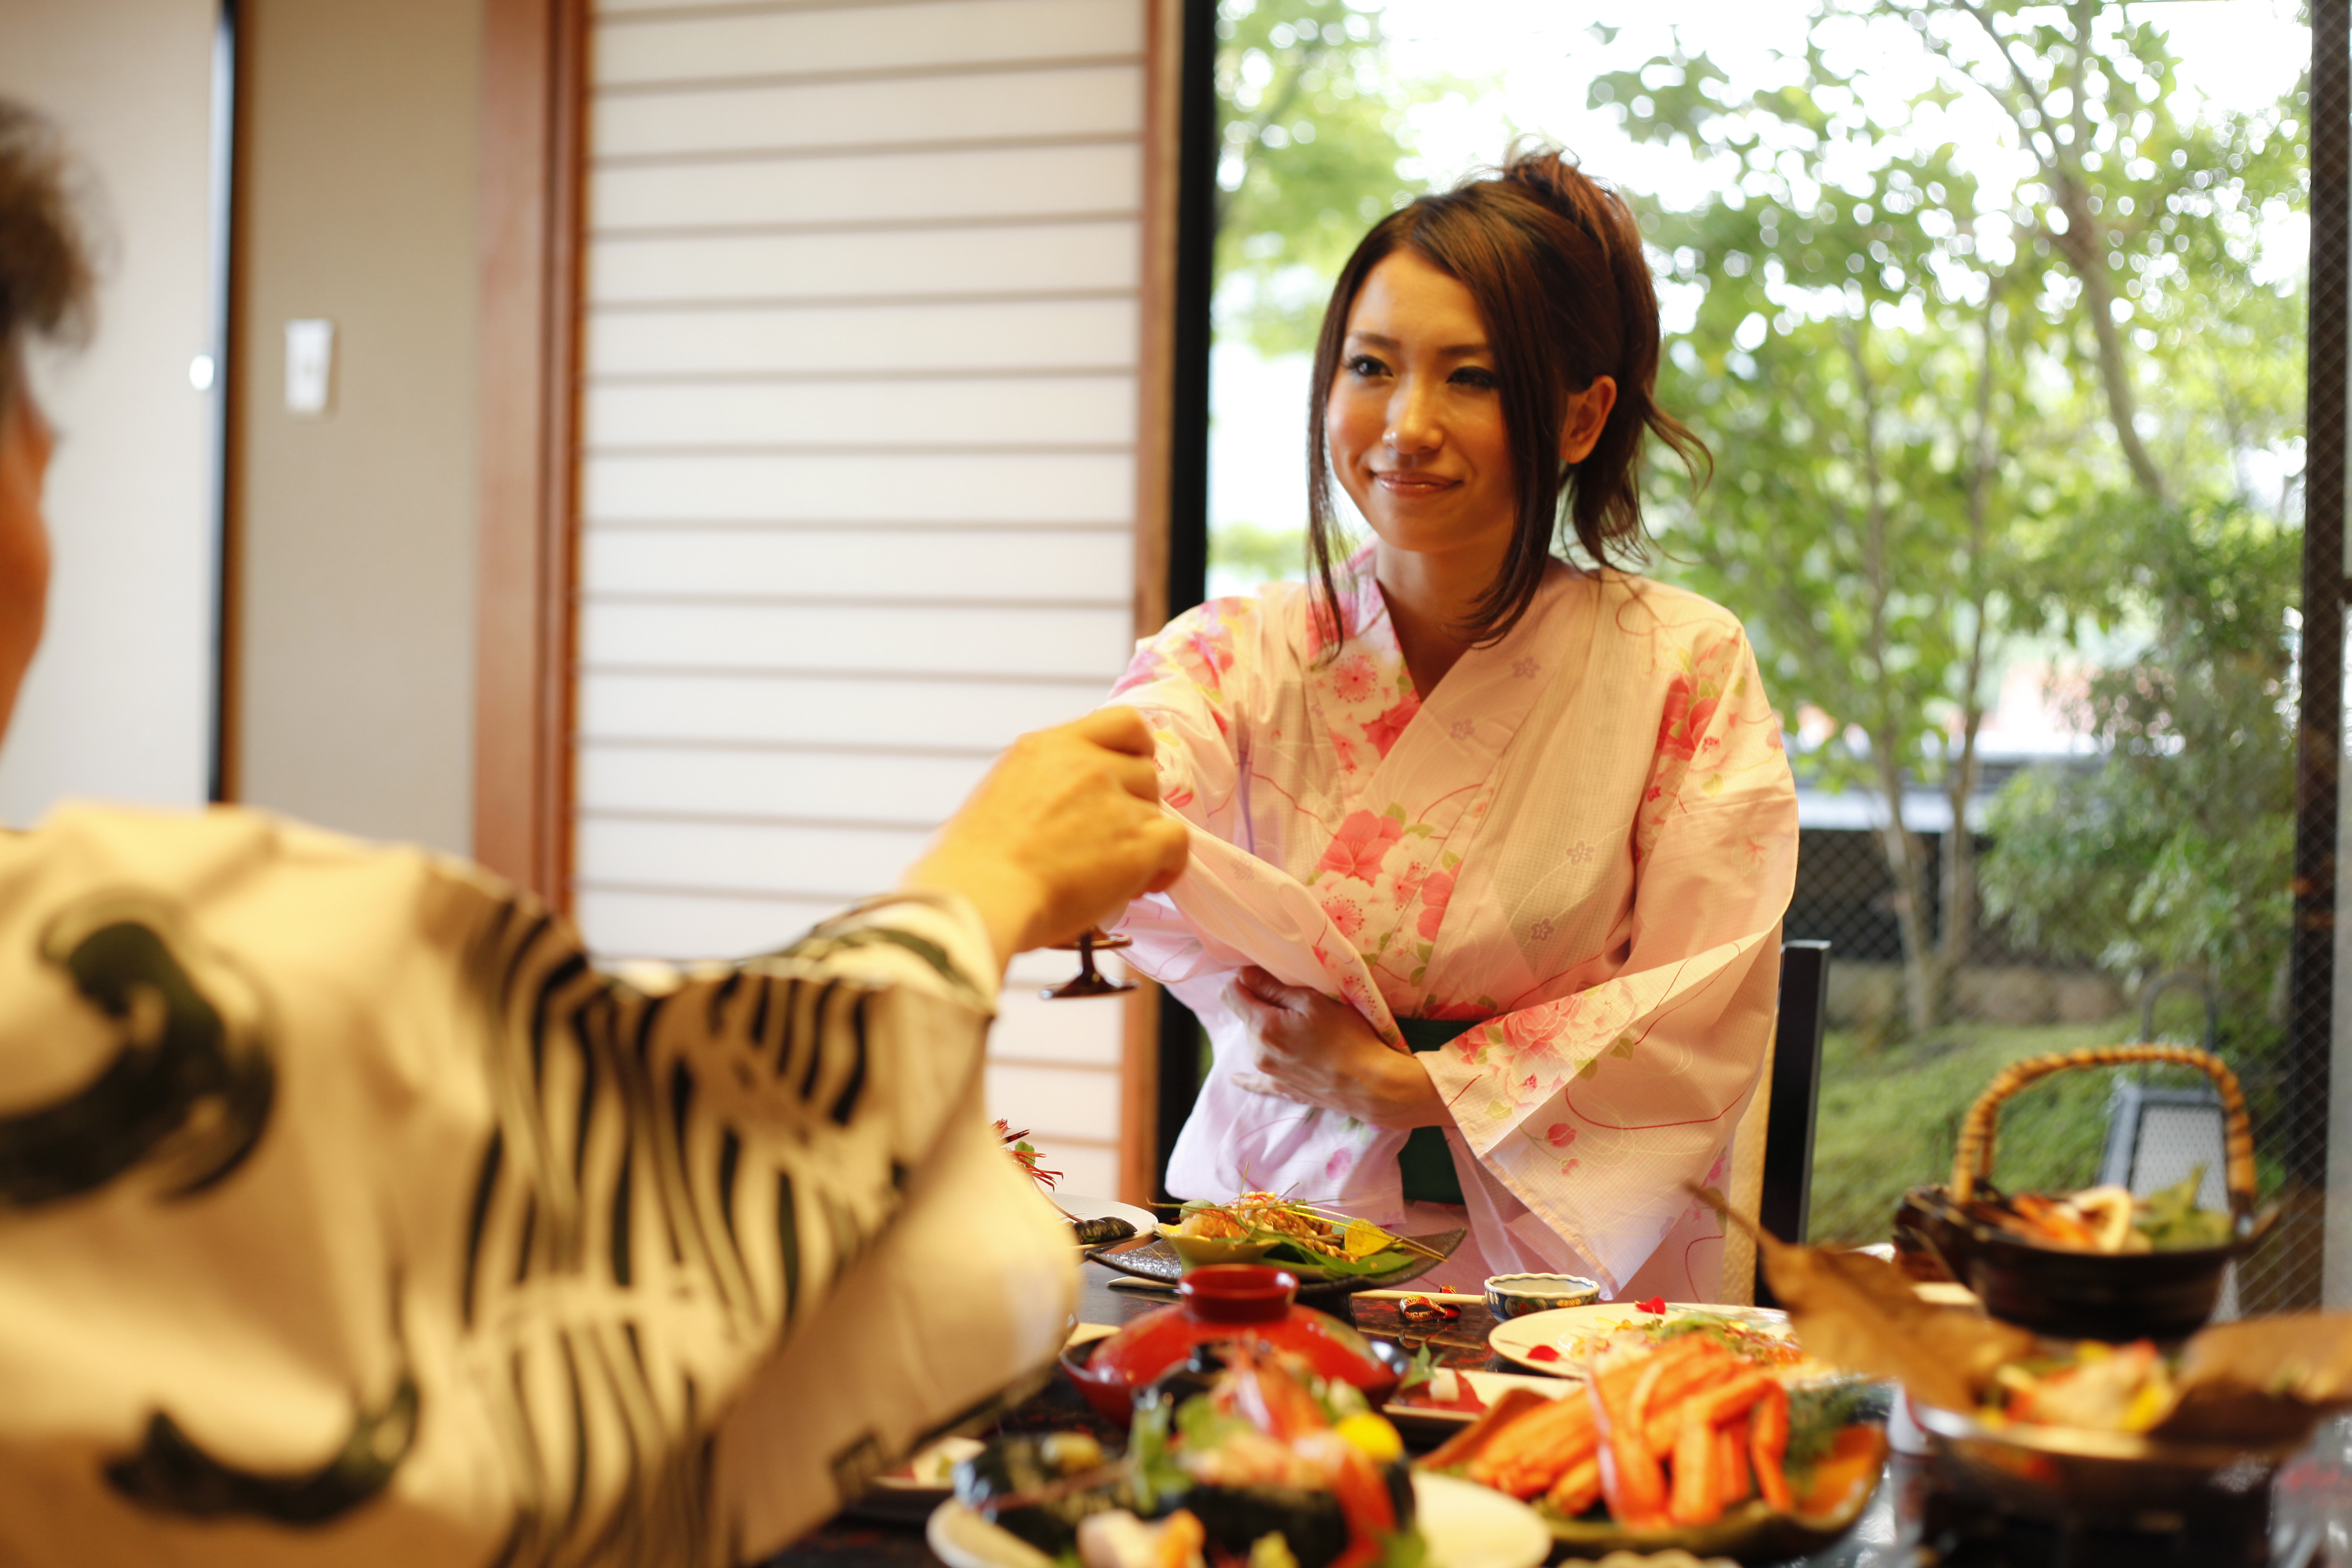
[1373,470,1457,495]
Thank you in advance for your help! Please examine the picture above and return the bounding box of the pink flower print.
[1656,674,1720,761]
[1324,1147,1355,1183]
[1331,653,1377,703]
[1164,785,1194,811]
[1360,695,1419,759]
[1499,1010,1558,1061]
[1320,893,1366,939]
[1546,1122,1577,1148]
[1528,917,1555,943]
[1317,809,1403,883]
[1392,860,1430,911]
[1415,868,1455,940]
[1177,625,1234,687]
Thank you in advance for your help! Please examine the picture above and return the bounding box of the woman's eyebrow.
[1345,331,1491,357]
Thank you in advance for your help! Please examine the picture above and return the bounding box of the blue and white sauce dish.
[1483,1272,1602,1320]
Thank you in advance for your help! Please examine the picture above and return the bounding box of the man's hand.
[902,708,1189,974]
[1223,967,1447,1130]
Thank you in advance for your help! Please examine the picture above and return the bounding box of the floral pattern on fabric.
[1107,553,1797,1296]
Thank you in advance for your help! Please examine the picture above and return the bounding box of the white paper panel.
[577,672,1099,749]
[578,742,990,823]
[580,601,1133,679]
[584,376,1138,449]
[576,1,1153,1201]
[588,150,1138,239]
[575,887,849,960]
[597,0,1141,86]
[593,65,1143,160]
[585,297,1139,380]
[986,1060,1120,1143]
[589,218,1139,303]
[577,815,929,899]
[583,448,1135,525]
[583,528,1130,602]
[993,990,1127,1065]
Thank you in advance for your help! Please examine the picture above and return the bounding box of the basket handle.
[1949,1044,2256,1213]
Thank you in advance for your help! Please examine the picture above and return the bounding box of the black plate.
[1901,1185,2274,1341]
[1088,1229,1467,1301]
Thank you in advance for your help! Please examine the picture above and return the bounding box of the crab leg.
[1667,1411,1724,1526]
[1585,1357,1668,1529]
[1749,1384,1793,1512]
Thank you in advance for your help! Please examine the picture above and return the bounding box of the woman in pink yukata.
[1106,148,1800,1302]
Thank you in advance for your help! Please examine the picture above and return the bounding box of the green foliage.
[1597,1,2304,1030]
[1209,520,1309,583]
[1808,1016,2129,1242]
[1978,503,2298,1063]
[1213,0,1445,354]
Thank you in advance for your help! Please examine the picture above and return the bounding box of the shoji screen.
[578,0,1158,1196]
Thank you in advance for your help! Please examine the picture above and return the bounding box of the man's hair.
[0,100,93,412]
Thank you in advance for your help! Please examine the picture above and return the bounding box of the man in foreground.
[0,101,1188,1565]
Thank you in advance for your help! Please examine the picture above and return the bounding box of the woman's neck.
[1374,539,1511,698]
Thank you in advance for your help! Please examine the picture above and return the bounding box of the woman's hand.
[1223,966,1448,1130]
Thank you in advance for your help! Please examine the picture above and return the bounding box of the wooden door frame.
[474,0,587,906]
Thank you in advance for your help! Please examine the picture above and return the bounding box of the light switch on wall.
[285,319,334,415]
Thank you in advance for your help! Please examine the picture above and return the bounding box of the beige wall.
[232,0,482,854]
[0,0,219,824]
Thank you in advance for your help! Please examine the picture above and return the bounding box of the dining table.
[763,1256,2352,1568]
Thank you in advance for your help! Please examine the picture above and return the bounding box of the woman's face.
[1325,250,1517,575]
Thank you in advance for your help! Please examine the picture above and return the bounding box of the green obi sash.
[1396,1016,1482,1205]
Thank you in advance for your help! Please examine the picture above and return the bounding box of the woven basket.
[1901,1043,2266,1341]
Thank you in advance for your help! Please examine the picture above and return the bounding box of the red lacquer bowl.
[1062,1264,1403,1423]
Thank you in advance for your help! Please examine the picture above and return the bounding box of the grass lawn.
[1804,1015,2146,1243]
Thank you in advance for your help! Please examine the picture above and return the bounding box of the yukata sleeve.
[1103,597,1255,840]
[1422,625,1799,1290]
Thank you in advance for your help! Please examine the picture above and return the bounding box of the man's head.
[0,100,92,741]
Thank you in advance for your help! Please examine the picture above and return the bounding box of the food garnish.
[1160,1194,1441,1279]
[995,1120,1062,1190]
[1963,1169,2234,1254]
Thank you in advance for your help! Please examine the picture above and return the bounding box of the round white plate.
[926,1472,1547,1568]
[1056,1195,1158,1247]
[1487,1301,1794,1378]
[1414,1471,1551,1568]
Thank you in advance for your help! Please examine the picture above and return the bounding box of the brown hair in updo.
[1306,145,1708,645]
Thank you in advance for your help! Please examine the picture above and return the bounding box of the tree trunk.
[1875,742,1940,1036]
[1932,296,2003,1024]
[1845,318,1937,1036]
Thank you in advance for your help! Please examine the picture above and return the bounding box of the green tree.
[1979,503,2298,1065]
[1601,3,2303,1032]
[1213,0,1435,355]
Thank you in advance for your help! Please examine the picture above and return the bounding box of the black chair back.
[1755,938,1831,1306]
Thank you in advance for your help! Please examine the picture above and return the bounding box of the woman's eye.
[1347,355,1389,378]
[1451,366,1499,390]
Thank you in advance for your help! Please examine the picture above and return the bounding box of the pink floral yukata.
[1107,551,1799,1299]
